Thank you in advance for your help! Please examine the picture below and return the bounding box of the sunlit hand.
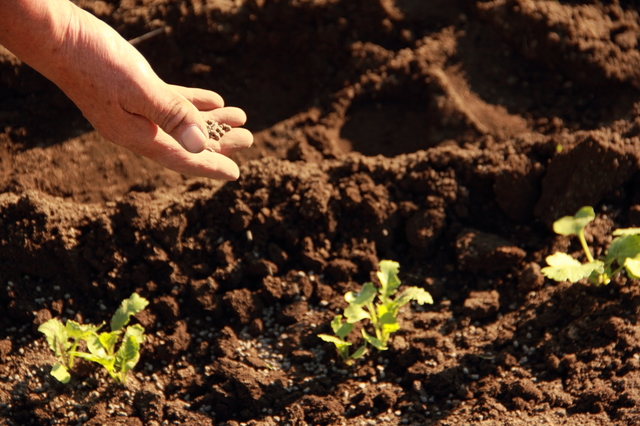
[0,0,253,180]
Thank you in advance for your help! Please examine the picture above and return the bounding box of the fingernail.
[181,125,206,153]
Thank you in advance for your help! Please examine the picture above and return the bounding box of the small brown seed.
[206,120,232,141]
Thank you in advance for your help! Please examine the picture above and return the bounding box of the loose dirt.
[2,0,640,425]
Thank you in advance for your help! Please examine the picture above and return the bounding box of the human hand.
[0,0,253,180]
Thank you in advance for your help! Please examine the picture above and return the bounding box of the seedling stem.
[578,227,594,263]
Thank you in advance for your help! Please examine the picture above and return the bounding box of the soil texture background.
[3,0,640,425]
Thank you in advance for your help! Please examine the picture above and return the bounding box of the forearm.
[0,0,157,115]
[0,0,251,176]
[0,0,76,80]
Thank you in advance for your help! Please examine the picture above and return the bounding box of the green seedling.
[39,293,149,384]
[72,293,149,384]
[542,206,640,285]
[37,318,103,383]
[319,260,433,364]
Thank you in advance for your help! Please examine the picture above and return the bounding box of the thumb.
[125,81,218,153]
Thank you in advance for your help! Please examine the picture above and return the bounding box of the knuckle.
[158,99,191,134]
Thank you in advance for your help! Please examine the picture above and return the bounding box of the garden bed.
[2,0,640,425]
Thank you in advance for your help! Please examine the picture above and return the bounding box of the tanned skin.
[0,0,252,179]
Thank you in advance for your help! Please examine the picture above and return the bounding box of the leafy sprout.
[542,206,640,285]
[319,260,433,364]
[37,319,102,383]
[552,206,596,263]
[39,293,149,384]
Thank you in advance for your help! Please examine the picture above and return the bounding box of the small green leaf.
[330,315,343,334]
[351,344,367,360]
[379,312,400,335]
[319,333,362,364]
[84,331,108,357]
[624,257,640,279]
[376,302,390,317]
[72,351,116,375]
[393,287,434,309]
[114,325,144,383]
[65,320,103,340]
[98,331,121,354]
[345,282,377,306]
[606,235,640,266]
[64,321,85,340]
[344,291,356,304]
[124,324,145,342]
[318,334,352,348]
[50,363,71,384]
[362,330,387,351]
[613,228,640,236]
[110,293,149,331]
[330,315,354,340]
[552,206,595,236]
[378,260,401,301]
[38,319,69,356]
[541,252,602,282]
[344,304,371,323]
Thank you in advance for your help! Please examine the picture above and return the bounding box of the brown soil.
[3,0,640,425]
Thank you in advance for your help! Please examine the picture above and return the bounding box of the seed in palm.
[206,120,232,141]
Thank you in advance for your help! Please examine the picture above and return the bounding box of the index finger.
[170,85,225,110]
